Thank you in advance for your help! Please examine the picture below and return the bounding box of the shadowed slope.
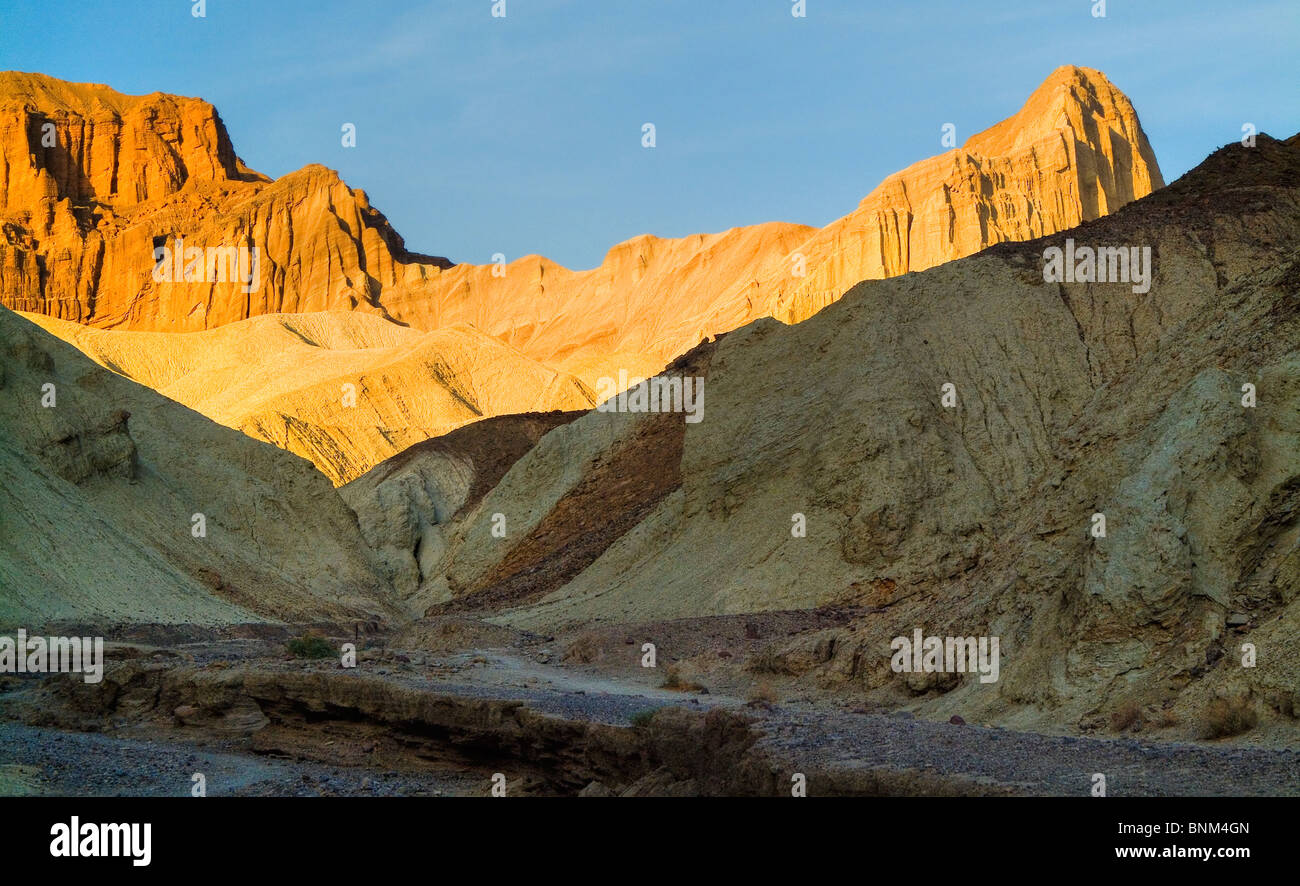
[0,306,400,627]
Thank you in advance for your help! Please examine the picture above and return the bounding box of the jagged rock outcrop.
[0,305,399,628]
[0,72,247,212]
[0,71,448,330]
[379,65,1163,377]
[763,64,1165,324]
[408,134,1299,733]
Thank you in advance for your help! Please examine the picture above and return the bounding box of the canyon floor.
[2,614,1297,797]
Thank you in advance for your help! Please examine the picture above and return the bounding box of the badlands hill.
[1,67,1161,482]
[0,304,397,628]
[359,133,1299,733]
[339,409,583,602]
[18,311,595,484]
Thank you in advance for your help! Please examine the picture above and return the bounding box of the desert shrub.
[1110,701,1141,732]
[287,634,335,659]
[660,662,706,692]
[563,631,604,664]
[629,708,661,728]
[746,679,778,707]
[1204,696,1258,738]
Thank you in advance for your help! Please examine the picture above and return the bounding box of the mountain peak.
[964,66,1161,176]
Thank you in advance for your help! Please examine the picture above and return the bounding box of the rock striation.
[761,64,1165,324]
[0,72,447,330]
[383,65,1165,372]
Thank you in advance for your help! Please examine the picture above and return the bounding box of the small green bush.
[287,634,335,659]
[629,708,661,728]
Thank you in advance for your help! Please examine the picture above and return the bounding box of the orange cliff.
[1,66,1162,384]
[0,72,447,329]
[381,65,1164,374]
[760,64,1165,324]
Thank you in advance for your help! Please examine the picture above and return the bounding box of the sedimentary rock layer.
[2,66,1161,383]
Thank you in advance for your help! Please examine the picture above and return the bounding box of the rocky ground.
[2,617,1296,797]
[0,723,480,797]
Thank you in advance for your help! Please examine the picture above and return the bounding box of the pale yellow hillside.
[21,311,595,484]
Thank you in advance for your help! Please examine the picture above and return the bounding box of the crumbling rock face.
[765,64,1165,325]
[0,72,247,212]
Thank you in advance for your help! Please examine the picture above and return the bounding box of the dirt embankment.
[6,657,1011,797]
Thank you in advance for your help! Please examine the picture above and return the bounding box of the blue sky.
[1,0,1296,269]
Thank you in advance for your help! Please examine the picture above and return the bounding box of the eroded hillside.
[359,134,1299,736]
[0,306,398,627]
